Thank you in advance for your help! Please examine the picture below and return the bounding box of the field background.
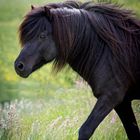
[0,0,140,140]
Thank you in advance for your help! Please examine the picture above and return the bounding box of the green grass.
[0,0,140,140]
[0,88,129,140]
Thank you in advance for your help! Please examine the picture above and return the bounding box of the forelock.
[19,7,50,46]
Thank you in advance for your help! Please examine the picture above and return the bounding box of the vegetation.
[0,0,140,140]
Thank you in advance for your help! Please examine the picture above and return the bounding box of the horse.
[14,0,140,139]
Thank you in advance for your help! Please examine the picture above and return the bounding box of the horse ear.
[31,5,35,10]
[44,6,52,21]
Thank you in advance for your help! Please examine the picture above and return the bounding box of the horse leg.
[115,100,140,140]
[78,94,122,140]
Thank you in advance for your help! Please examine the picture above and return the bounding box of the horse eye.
[40,33,46,39]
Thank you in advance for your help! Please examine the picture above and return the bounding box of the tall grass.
[0,0,140,140]
[0,86,129,140]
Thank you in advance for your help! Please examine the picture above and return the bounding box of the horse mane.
[19,0,140,80]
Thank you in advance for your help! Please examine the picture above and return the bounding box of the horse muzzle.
[14,60,31,78]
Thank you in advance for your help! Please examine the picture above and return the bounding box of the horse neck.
[67,18,106,83]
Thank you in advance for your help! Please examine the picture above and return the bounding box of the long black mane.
[19,0,140,81]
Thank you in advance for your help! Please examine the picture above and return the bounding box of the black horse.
[14,1,140,139]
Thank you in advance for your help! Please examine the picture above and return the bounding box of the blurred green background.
[0,0,140,140]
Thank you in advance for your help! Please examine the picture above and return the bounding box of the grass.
[0,0,140,140]
[0,87,129,140]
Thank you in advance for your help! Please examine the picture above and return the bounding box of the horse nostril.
[17,62,24,71]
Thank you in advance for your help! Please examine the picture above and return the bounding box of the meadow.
[0,0,140,140]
